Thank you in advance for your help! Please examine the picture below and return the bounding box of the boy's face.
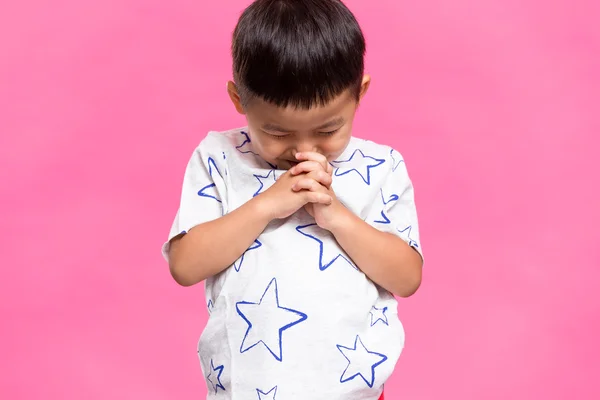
[227,76,370,170]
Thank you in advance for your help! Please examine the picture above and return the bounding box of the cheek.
[322,132,352,157]
[246,124,284,158]
[255,137,287,158]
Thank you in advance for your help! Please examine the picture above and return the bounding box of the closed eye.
[264,131,289,140]
[318,129,340,136]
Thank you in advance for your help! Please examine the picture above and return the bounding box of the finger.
[290,161,325,175]
[326,161,333,175]
[295,151,328,171]
[305,191,333,205]
[306,170,332,187]
[292,178,323,192]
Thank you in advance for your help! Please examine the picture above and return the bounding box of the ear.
[359,74,371,101]
[227,81,245,115]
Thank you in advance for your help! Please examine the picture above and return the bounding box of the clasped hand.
[259,152,346,231]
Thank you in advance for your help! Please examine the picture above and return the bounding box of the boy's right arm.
[167,168,333,286]
[168,195,271,286]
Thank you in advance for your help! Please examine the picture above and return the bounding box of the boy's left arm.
[292,150,424,297]
[329,207,423,298]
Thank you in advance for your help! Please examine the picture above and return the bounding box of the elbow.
[169,260,203,287]
[167,236,205,287]
[396,275,421,298]
[395,260,423,298]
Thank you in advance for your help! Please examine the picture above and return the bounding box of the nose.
[294,140,317,154]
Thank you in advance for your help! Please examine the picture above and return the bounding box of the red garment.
[379,393,384,400]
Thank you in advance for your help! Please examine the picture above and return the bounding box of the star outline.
[337,335,388,388]
[233,239,263,272]
[397,225,419,249]
[256,385,278,400]
[374,188,399,225]
[331,149,385,185]
[236,131,259,156]
[206,359,225,394]
[235,278,308,362]
[390,148,405,172]
[369,306,389,327]
[253,170,276,197]
[296,223,356,271]
[197,156,225,203]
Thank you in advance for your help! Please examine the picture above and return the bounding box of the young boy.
[162,0,423,398]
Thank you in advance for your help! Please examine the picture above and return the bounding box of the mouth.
[278,160,299,169]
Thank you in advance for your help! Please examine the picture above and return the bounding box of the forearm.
[330,209,423,297]
[168,197,271,286]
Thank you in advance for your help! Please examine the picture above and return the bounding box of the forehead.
[246,90,356,128]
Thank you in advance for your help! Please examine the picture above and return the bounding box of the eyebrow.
[262,117,345,133]
[316,116,345,130]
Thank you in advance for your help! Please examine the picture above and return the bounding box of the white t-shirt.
[163,128,422,400]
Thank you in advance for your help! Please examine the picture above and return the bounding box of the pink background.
[1,0,599,399]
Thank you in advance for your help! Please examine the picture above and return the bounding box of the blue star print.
[390,149,404,172]
[337,335,388,388]
[373,188,399,224]
[207,299,214,314]
[369,306,389,327]
[198,183,220,202]
[296,224,356,271]
[331,149,385,185]
[256,386,278,400]
[253,170,276,197]
[236,131,277,168]
[206,359,225,394]
[234,239,262,272]
[236,131,259,156]
[397,225,419,249]
[197,157,223,203]
[207,157,222,178]
[236,278,308,362]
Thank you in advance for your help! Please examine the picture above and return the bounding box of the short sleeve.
[367,149,423,260]
[161,135,228,261]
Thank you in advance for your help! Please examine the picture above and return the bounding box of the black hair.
[232,0,366,109]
